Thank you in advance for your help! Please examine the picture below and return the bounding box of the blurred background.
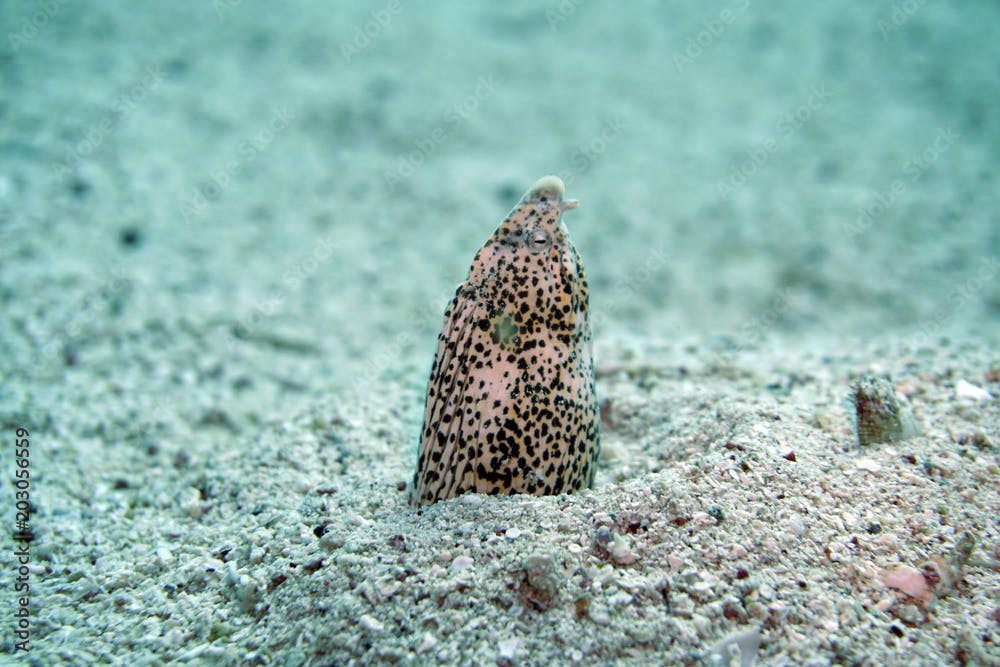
[2,0,998,431]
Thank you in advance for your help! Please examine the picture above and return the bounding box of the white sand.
[2,1,998,665]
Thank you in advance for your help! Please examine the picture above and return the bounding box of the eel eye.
[528,230,550,252]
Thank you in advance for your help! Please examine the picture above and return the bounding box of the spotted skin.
[411,176,600,506]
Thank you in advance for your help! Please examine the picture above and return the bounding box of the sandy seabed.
[2,1,999,665]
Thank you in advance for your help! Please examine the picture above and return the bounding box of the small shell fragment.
[855,457,882,473]
[955,379,991,401]
[880,565,933,604]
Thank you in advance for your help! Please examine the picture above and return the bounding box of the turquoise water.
[3,2,996,391]
[1,2,998,662]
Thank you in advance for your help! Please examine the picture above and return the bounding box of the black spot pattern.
[411,176,600,506]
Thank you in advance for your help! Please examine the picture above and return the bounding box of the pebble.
[609,533,638,565]
[747,601,767,620]
[155,546,173,565]
[498,638,520,659]
[181,487,203,518]
[880,565,932,603]
[896,603,924,625]
[608,591,632,606]
[451,555,474,572]
[626,624,657,642]
[521,552,564,610]
[588,604,611,625]
[347,512,372,527]
[359,614,384,632]
[672,593,695,617]
[320,532,345,551]
[956,379,991,401]
[377,578,401,599]
[419,633,438,652]
[692,613,711,634]
[855,458,882,473]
